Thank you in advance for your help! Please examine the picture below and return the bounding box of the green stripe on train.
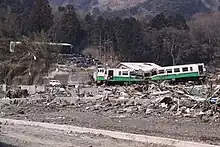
[108,76,144,82]
[96,76,105,81]
[151,72,199,81]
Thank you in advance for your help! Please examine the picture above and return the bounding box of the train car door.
[198,65,204,75]
[108,70,114,79]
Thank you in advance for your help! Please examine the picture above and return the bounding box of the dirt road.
[1,104,220,146]
[0,122,169,147]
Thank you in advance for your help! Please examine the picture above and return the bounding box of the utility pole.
[104,35,107,63]
[99,29,102,62]
[110,40,113,65]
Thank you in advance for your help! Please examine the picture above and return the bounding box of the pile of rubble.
[71,82,220,120]
[47,86,72,97]
[1,81,220,121]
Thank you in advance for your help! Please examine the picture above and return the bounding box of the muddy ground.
[0,97,220,146]
[1,123,171,147]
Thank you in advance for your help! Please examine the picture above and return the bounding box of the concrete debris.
[47,86,71,97]
[64,83,220,120]
[1,82,220,121]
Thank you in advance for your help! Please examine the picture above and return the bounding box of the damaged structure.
[93,62,207,85]
[116,62,161,72]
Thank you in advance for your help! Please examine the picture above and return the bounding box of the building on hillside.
[116,62,161,73]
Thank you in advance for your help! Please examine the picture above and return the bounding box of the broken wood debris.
[1,82,220,121]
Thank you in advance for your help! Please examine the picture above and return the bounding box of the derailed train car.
[93,63,206,85]
[93,67,146,85]
[151,63,206,83]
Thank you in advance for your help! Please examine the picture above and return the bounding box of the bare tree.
[0,8,17,38]
[189,12,220,66]
[162,27,191,65]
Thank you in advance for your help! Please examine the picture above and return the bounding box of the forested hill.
[1,0,220,68]
[49,0,220,18]
[1,0,219,19]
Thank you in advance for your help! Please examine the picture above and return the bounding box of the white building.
[116,62,161,73]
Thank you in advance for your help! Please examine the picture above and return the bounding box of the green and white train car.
[93,67,145,85]
[151,63,206,82]
[93,63,206,85]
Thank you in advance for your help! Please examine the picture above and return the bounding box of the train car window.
[174,68,180,73]
[198,65,203,74]
[152,71,157,76]
[145,73,150,77]
[119,71,121,75]
[190,67,193,71]
[159,70,165,74]
[166,69,172,73]
[182,67,188,72]
[130,71,136,76]
[122,71,128,75]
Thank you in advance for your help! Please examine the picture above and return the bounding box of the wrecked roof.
[116,62,161,72]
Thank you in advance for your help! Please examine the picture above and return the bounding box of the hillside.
[1,0,220,82]
[49,0,220,18]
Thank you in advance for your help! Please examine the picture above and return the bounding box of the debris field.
[1,80,220,145]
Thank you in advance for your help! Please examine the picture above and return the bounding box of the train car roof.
[157,63,205,70]
[107,68,134,71]
[116,62,161,72]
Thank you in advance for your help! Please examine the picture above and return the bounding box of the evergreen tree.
[114,17,145,61]
[149,13,168,30]
[29,0,53,33]
[59,4,81,45]
[83,13,94,45]
[17,0,34,35]
[167,14,189,30]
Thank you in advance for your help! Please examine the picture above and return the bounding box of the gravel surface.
[0,123,171,147]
